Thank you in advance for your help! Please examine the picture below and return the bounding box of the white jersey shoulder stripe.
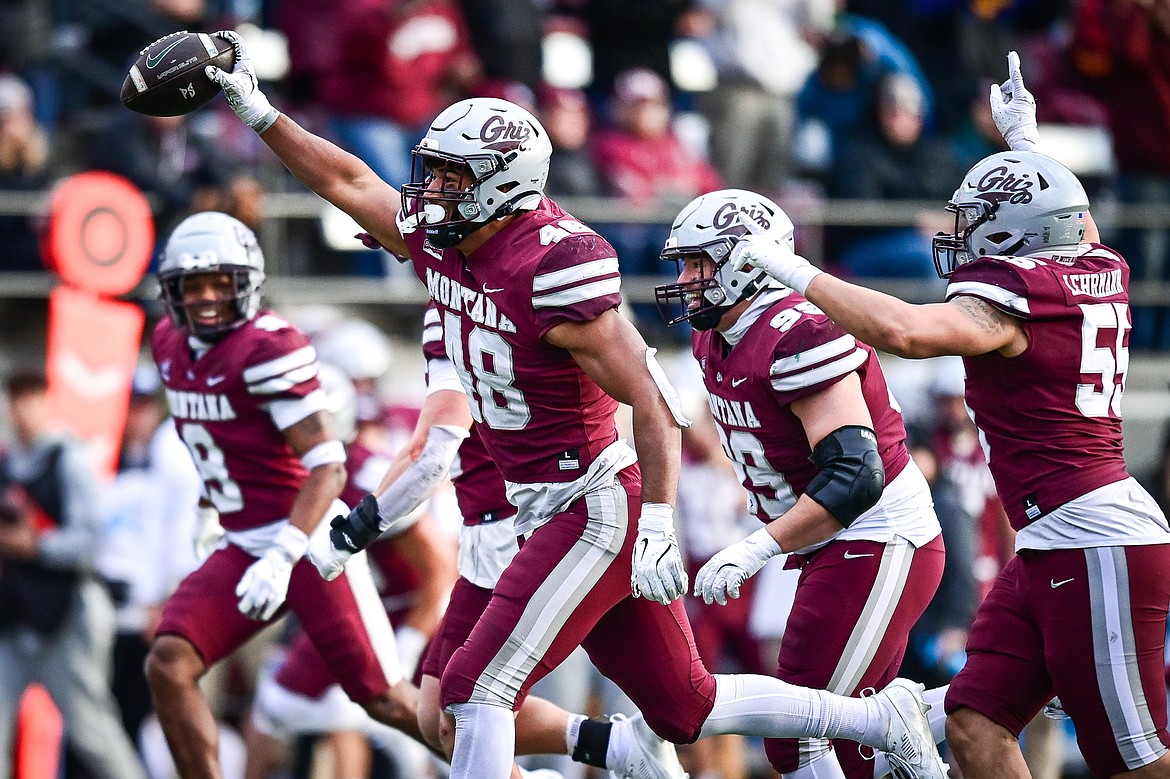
[946,280,1030,315]
[268,389,330,430]
[248,363,319,395]
[533,276,621,309]
[770,333,857,376]
[422,323,443,345]
[424,306,441,327]
[243,345,317,384]
[771,347,867,392]
[533,257,619,293]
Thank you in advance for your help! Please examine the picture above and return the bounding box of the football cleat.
[872,679,949,779]
[607,712,688,779]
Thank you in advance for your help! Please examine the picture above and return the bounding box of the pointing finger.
[1007,51,1025,92]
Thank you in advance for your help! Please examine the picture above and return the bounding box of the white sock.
[448,702,516,779]
[699,675,884,747]
[923,685,949,743]
[563,714,586,756]
[785,748,846,779]
[605,716,631,770]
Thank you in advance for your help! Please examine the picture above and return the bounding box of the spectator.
[1071,0,1170,349]
[460,0,543,86]
[319,0,481,189]
[87,111,235,235]
[796,17,932,176]
[950,81,1010,172]
[537,84,607,198]
[0,74,51,271]
[579,0,703,95]
[696,0,829,194]
[827,71,961,278]
[0,371,147,779]
[592,67,722,276]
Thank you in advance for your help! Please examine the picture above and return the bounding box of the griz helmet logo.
[973,165,1035,206]
[479,115,533,151]
[712,202,773,237]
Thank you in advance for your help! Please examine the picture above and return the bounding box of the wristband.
[789,264,824,296]
[271,524,310,563]
[638,502,674,532]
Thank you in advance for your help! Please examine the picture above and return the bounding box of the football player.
[205,32,947,779]
[655,188,946,779]
[309,303,691,778]
[730,52,1170,779]
[144,212,423,778]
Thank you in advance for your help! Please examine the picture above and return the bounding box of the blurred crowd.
[0,0,1169,342]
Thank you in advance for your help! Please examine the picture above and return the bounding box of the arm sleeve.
[375,424,469,530]
[37,443,102,571]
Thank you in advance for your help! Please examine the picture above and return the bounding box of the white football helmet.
[159,211,265,340]
[656,189,795,330]
[932,150,1088,277]
[399,97,552,249]
[316,361,358,444]
[313,319,394,382]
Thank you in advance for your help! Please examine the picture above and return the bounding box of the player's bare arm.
[544,309,682,506]
[282,409,347,536]
[768,374,875,551]
[204,30,408,255]
[260,116,408,255]
[801,276,1027,358]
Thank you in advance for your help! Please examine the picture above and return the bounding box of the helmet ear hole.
[985,231,1013,244]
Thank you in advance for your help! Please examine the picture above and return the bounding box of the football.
[120,31,236,117]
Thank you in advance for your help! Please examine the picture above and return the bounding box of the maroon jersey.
[945,245,1132,529]
[421,303,515,527]
[152,311,325,532]
[693,291,910,524]
[403,198,624,490]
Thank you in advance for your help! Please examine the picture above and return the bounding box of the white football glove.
[205,29,280,133]
[193,504,225,562]
[989,51,1040,153]
[694,527,782,606]
[307,518,352,582]
[730,235,822,295]
[630,503,688,605]
[236,524,308,620]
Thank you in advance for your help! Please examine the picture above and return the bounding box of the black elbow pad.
[804,425,885,527]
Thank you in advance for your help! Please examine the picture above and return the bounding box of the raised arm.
[206,30,408,255]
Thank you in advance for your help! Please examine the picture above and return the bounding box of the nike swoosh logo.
[483,287,504,294]
[146,38,185,69]
[1050,577,1075,589]
[207,375,226,386]
[53,351,126,399]
[843,551,874,559]
[731,377,748,387]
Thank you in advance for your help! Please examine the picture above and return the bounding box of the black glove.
[329,494,382,554]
